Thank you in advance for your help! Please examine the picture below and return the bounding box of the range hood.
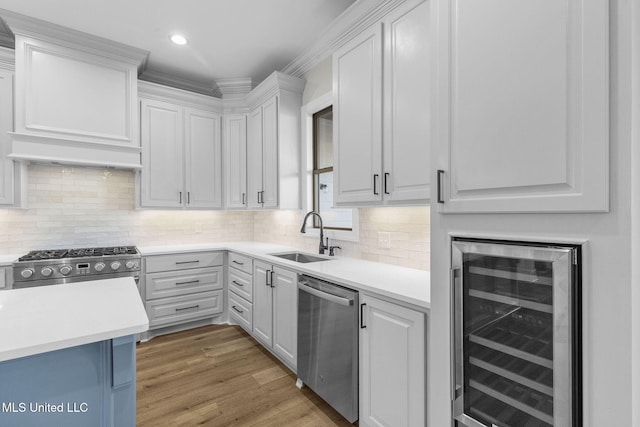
[1,10,149,169]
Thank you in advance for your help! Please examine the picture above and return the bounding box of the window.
[302,92,358,242]
[312,106,352,231]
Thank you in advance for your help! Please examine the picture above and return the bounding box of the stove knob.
[59,265,72,276]
[40,267,54,277]
[20,268,34,279]
[125,260,137,269]
[94,262,106,272]
[110,261,121,271]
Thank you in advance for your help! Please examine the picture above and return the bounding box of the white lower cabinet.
[227,252,254,333]
[143,251,224,330]
[253,260,298,369]
[359,294,426,427]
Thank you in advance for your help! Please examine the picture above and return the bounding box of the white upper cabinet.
[333,0,430,207]
[0,68,13,206]
[245,72,305,210]
[2,11,147,169]
[139,82,223,209]
[433,0,609,212]
[223,114,248,209]
[333,24,383,205]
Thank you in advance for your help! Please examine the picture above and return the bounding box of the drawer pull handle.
[232,260,244,265]
[232,305,244,314]
[175,305,199,312]
[176,280,200,286]
[176,260,200,265]
[232,280,244,287]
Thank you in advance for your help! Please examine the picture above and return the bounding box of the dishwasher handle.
[298,281,354,306]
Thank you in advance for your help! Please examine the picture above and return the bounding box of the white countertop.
[0,277,149,362]
[139,242,430,310]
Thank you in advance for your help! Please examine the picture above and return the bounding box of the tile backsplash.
[0,164,429,271]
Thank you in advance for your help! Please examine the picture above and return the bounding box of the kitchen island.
[0,278,149,427]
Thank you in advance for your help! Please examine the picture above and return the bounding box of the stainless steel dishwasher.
[297,275,359,423]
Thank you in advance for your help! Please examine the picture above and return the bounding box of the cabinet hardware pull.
[232,260,244,265]
[242,193,246,205]
[270,270,275,288]
[187,191,190,204]
[360,303,367,328]
[437,170,445,203]
[257,191,262,204]
[175,305,199,312]
[266,269,272,286]
[373,174,379,195]
[176,260,199,265]
[232,280,244,287]
[232,305,243,314]
[384,173,390,194]
[179,191,182,204]
[176,280,200,286]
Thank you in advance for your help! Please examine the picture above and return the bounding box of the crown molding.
[138,80,223,111]
[281,0,412,77]
[139,68,218,97]
[0,46,14,71]
[214,77,252,99]
[0,8,149,72]
[246,71,305,109]
[0,16,13,49]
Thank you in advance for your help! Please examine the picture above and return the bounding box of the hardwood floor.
[137,325,355,426]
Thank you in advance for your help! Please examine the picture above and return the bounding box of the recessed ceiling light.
[170,34,187,45]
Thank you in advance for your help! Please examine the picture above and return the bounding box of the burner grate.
[18,246,138,261]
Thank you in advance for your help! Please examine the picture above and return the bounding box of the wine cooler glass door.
[452,240,576,427]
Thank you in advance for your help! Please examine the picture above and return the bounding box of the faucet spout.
[300,211,328,255]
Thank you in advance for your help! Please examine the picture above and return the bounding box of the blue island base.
[0,335,136,427]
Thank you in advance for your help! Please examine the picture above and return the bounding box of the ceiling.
[0,0,356,94]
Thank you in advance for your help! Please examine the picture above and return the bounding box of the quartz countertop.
[139,242,430,310]
[0,277,149,362]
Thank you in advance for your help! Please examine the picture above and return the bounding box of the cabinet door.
[0,70,14,205]
[185,108,222,208]
[434,0,608,212]
[223,114,247,208]
[383,1,430,203]
[140,99,184,207]
[272,266,297,369]
[247,106,264,208]
[360,295,425,427]
[333,23,383,205]
[261,96,279,208]
[252,260,273,346]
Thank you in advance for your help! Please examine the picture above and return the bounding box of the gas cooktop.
[18,246,138,262]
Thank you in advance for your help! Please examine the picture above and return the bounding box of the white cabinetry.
[359,294,425,427]
[223,115,248,209]
[227,252,253,333]
[433,0,609,212]
[3,13,146,168]
[143,251,224,330]
[253,260,298,369]
[139,82,222,209]
[0,59,26,208]
[0,265,12,290]
[245,72,304,210]
[333,0,430,206]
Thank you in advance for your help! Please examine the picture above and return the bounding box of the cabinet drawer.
[229,268,252,302]
[146,290,223,328]
[228,253,252,274]
[146,267,222,300]
[229,292,252,333]
[145,251,223,273]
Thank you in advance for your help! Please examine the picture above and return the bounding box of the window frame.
[301,92,359,242]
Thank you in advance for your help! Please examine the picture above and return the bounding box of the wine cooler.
[451,238,581,427]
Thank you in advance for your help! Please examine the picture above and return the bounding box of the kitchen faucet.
[300,211,328,255]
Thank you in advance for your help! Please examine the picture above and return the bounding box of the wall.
[0,164,430,271]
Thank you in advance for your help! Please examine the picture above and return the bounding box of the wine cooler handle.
[451,268,463,406]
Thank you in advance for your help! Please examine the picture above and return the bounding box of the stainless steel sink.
[270,252,331,263]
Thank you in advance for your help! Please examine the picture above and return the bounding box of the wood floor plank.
[137,324,355,426]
